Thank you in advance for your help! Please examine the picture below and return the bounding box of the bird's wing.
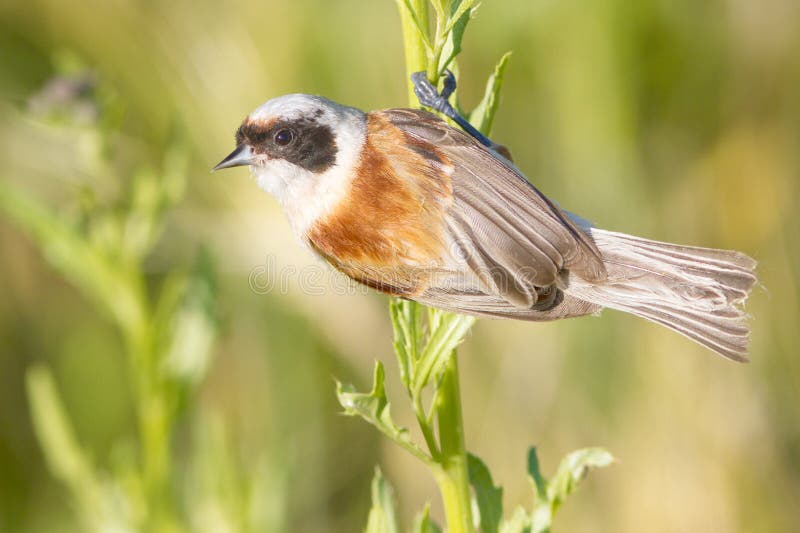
[376,108,606,309]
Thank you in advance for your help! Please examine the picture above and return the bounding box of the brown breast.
[307,111,453,296]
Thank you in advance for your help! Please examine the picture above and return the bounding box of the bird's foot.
[410,70,496,150]
[411,70,457,113]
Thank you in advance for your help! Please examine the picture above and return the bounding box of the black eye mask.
[237,117,338,173]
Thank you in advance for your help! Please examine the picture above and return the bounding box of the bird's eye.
[274,129,294,146]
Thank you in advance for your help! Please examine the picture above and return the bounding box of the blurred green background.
[1,0,798,531]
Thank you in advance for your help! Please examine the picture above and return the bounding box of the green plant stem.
[414,392,440,458]
[433,355,473,533]
[123,295,177,533]
[427,8,450,82]
[397,0,430,104]
[395,2,476,531]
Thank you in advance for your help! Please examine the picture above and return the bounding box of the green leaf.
[413,312,475,392]
[527,447,551,533]
[337,362,431,464]
[467,453,503,533]
[526,447,548,504]
[122,167,161,262]
[158,250,218,388]
[412,504,442,533]
[364,467,399,533]
[26,366,115,530]
[27,366,97,493]
[390,298,424,390]
[122,141,188,262]
[548,448,613,513]
[468,51,512,136]
[436,0,479,75]
[499,506,530,533]
[443,0,478,36]
[428,0,447,21]
[527,447,614,533]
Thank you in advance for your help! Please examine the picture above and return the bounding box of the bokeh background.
[1,0,799,531]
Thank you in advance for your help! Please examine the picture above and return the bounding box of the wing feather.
[378,108,606,312]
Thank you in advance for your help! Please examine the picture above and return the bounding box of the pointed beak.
[212,144,254,171]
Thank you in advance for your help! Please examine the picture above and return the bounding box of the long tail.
[566,227,758,361]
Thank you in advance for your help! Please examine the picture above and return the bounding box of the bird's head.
[214,94,366,233]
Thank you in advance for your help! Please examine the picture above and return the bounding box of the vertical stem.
[397,0,429,103]
[434,354,474,533]
[427,15,444,82]
[395,2,475,531]
[124,290,177,533]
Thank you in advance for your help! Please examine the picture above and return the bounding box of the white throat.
[248,96,366,240]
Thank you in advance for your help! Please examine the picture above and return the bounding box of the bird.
[214,74,757,361]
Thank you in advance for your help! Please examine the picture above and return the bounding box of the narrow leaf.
[528,447,613,533]
[443,0,478,36]
[436,1,479,75]
[548,448,614,512]
[499,506,531,533]
[158,250,218,388]
[413,312,475,392]
[390,299,423,390]
[337,362,431,464]
[429,0,447,21]
[26,366,111,530]
[468,453,503,533]
[526,447,548,503]
[121,141,188,262]
[468,51,512,136]
[364,467,399,533]
[27,366,97,491]
[412,503,442,533]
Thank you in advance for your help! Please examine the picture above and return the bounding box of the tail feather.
[629,302,750,361]
[567,228,757,361]
[604,232,756,300]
